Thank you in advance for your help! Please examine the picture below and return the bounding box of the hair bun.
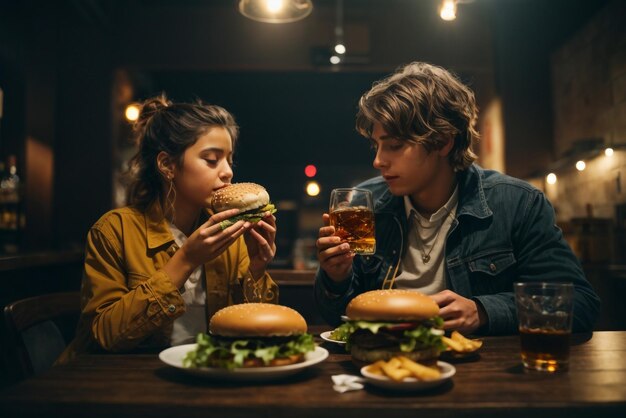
[134,93,172,134]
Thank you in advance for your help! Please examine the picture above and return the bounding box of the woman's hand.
[430,290,487,335]
[165,208,250,288]
[244,213,277,279]
[316,213,354,282]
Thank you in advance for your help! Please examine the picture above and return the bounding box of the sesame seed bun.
[210,182,270,213]
[346,289,440,321]
[209,303,307,337]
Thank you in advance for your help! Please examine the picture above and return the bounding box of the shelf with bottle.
[0,155,24,253]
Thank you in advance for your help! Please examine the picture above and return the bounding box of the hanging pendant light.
[239,0,313,24]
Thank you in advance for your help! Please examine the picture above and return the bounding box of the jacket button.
[168,304,176,313]
[489,263,497,272]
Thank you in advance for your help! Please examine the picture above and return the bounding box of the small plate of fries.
[440,331,483,361]
[360,356,455,391]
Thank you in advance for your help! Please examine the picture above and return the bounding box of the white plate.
[360,361,455,391]
[159,344,329,381]
[320,330,346,345]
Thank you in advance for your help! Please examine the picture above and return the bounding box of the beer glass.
[329,188,376,255]
[514,282,574,372]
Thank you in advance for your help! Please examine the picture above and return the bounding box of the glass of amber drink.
[329,188,376,255]
[514,282,574,372]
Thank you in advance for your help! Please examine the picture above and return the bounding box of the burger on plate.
[335,289,445,366]
[210,182,276,228]
[183,303,315,369]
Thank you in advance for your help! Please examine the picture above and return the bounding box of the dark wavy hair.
[125,93,239,209]
[356,62,479,171]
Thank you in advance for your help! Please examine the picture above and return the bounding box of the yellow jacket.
[59,204,278,363]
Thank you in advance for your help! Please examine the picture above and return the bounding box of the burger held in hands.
[210,182,276,229]
[334,290,446,366]
[183,304,315,369]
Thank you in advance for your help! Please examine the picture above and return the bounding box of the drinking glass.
[514,282,574,372]
[329,188,376,255]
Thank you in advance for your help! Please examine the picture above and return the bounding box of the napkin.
[332,374,365,393]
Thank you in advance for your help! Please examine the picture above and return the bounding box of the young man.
[315,62,600,335]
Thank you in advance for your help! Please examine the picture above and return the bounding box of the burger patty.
[350,344,440,366]
[350,328,431,350]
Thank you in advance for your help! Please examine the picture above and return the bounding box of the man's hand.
[316,213,354,282]
[430,290,487,335]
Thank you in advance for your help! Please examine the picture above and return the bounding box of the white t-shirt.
[393,187,458,294]
[169,222,207,346]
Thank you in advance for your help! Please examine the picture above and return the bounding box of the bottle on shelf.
[0,154,22,253]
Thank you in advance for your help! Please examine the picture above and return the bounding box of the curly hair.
[356,62,479,171]
[125,93,239,209]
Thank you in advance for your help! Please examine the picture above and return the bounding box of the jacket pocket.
[466,250,516,294]
[468,250,516,276]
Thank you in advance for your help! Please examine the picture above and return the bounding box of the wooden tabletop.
[1,328,625,418]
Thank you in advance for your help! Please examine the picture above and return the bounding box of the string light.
[546,173,557,184]
[605,147,614,157]
[575,160,586,171]
[304,164,317,177]
[125,104,139,122]
[306,181,320,196]
[440,0,457,21]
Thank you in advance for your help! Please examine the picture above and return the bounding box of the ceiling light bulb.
[239,0,312,24]
[265,0,284,13]
[576,160,586,171]
[334,44,346,54]
[605,147,614,157]
[440,0,457,21]
[546,173,557,185]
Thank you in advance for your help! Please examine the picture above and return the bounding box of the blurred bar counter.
[0,249,320,324]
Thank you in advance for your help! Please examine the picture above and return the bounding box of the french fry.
[442,336,465,352]
[386,357,401,369]
[451,331,483,352]
[380,361,412,382]
[364,360,386,376]
[397,356,441,381]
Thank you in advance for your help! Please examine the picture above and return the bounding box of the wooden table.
[1,328,625,418]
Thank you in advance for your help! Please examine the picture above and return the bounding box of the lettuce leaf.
[183,332,314,369]
[218,205,277,229]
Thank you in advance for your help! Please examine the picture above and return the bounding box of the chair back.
[4,292,81,379]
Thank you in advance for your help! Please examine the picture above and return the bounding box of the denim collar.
[374,164,493,220]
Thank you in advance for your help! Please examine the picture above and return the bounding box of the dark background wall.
[0,0,614,253]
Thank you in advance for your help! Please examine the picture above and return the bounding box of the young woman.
[60,94,277,361]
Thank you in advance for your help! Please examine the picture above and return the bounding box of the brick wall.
[549,0,626,222]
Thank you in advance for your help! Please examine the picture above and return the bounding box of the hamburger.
[210,182,276,228]
[183,303,315,369]
[336,289,445,366]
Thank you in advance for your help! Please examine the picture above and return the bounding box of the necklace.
[414,210,452,263]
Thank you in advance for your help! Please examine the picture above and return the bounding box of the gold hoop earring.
[165,177,176,223]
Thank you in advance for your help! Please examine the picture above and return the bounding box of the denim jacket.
[315,164,600,334]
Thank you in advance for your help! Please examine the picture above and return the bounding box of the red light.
[304,164,317,178]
